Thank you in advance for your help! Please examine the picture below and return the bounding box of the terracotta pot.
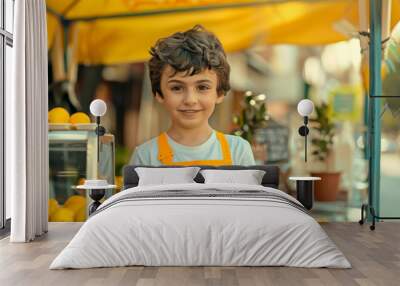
[310,172,341,201]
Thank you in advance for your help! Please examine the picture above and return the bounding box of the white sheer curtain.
[7,0,48,242]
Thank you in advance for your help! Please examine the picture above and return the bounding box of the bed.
[50,165,351,269]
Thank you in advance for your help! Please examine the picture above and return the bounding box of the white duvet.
[50,183,351,269]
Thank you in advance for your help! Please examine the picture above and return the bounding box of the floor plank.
[0,222,399,286]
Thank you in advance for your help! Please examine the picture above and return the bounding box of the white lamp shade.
[297,99,314,116]
[90,99,107,117]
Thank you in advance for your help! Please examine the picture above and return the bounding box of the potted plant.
[310,102,341,201]
[232,91,269,143]
[232,91,269,162]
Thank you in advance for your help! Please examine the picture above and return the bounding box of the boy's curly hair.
[149,25,230,98]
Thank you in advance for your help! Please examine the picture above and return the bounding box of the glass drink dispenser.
[48,127,114,222]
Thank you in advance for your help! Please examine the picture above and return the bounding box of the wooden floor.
[0,222,399,286]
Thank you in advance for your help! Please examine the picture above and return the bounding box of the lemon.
[48,198,59,220]
[50,207,75,222]
[74,207,87,222]
[65,203,84,214]
[78,178,86,186]
[64,195,86,213]
[64,195,86,206]
[69,112,91,124]
[48,107,70,124]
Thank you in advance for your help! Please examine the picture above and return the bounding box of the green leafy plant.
[310,102,336,163]
[232,91,269,143]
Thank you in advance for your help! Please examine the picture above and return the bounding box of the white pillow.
[135,167,201,186]
[200,169,266,185]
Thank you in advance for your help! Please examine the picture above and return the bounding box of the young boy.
[130,25,255,166]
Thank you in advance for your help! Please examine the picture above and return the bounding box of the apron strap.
[157,131,232,165]
[216,131,232,163]
[157,133,174,164]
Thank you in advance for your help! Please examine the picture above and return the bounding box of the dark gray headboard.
[123,165,280,189]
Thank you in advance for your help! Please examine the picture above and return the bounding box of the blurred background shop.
[44,0,400,223]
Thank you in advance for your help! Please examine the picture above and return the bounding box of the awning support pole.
[360,0,382,230]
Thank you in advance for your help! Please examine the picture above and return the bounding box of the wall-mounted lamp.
[297,99,314,162]
[90,99,107,163]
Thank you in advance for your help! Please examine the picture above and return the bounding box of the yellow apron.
[157,131,232,166]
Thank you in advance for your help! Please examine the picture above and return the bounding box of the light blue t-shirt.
[129,130,255,166]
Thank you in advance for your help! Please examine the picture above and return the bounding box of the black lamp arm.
[95,116,106,136]
[95,116,106,163]
[298,116,310,162]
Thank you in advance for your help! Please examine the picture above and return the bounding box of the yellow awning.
[46,0,400,65]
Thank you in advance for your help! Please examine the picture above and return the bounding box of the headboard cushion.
[123,165,280,189]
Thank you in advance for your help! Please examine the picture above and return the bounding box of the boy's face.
[156,65,224,130]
